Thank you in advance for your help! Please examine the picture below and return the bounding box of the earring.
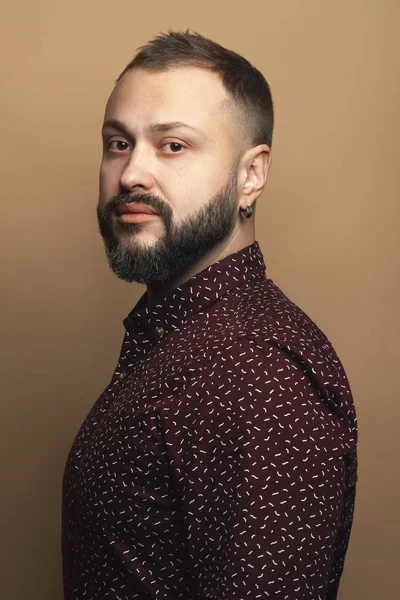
[240,205,253,219]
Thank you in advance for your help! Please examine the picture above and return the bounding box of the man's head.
[97,30,274,285]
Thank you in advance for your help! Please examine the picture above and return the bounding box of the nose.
[119,144,155,192]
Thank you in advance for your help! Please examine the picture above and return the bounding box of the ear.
[239,144,272,209]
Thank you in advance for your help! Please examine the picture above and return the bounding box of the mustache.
[104,191,170,220]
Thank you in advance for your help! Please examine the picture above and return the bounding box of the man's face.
[97,66,243,285]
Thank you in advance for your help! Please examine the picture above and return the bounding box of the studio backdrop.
[1,1,399,598]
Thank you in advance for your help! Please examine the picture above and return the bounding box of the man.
[62,30,357,600]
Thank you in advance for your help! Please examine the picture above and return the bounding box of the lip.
[116,203,159,216]
[117,212,159,224]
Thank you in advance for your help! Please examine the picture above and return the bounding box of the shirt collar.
[123,241,266,338]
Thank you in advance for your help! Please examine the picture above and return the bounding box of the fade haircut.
[116,29,274,149]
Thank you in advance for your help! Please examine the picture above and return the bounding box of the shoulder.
[177,295,356,439]
[162,331,356,463]
[229,276,331,348]
[194,275,341,380]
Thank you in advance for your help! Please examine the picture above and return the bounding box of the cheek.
[168,185,210,221]
[166,161,229,218]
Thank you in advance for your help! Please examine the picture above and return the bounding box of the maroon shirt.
[62,241,357,599]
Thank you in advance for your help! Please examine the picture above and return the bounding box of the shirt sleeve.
[162,334,357,599]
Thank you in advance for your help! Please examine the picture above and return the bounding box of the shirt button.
[118,371,127,381]
[155,326,165,337]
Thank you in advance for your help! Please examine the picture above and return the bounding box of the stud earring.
[240,205,253,219]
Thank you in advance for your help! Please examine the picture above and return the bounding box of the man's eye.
[161,142,184,154]
[108,140,130,151]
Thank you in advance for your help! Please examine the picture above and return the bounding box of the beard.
[96,168,239,285]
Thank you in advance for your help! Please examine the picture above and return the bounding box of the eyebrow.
[101,118,209,140]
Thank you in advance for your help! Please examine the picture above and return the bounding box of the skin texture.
[98,66,272,302]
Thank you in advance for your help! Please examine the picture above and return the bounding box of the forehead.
[104,67,234,139]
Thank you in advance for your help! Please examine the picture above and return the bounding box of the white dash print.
[62,241,357,600]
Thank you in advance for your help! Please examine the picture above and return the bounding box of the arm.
[163,335,357,599]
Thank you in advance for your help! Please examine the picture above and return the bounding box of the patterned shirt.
[62,241,357,600]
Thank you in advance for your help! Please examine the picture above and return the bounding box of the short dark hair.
[116,29,274,149]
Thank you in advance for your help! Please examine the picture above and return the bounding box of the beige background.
[1,1,399,598]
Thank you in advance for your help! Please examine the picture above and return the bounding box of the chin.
[119,229,160,248]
